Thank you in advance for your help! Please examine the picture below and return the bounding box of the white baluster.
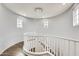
[54,39,56,56]
[74,41,76,56]
[53,38,55,55]
[68,40,70,56]
[58,39,60,56]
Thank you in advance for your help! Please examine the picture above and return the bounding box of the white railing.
[23,35,79,56]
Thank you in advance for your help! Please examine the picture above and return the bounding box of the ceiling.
[3,3,73,19]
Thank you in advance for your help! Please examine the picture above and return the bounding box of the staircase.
[23,35,79,56]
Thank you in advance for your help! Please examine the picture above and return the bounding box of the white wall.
[48,9,79,41]
[23,7,79,56]
[23,6,79,41]
[0,3,79,55]
[0,4,23,54]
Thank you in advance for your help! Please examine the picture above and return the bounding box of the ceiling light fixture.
[34,7,43,13]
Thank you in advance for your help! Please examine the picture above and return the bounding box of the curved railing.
[23,35,79,56]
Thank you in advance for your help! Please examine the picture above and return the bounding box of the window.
[73,4,79,26]
[17,16,25,28]
[43,19,48,28]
